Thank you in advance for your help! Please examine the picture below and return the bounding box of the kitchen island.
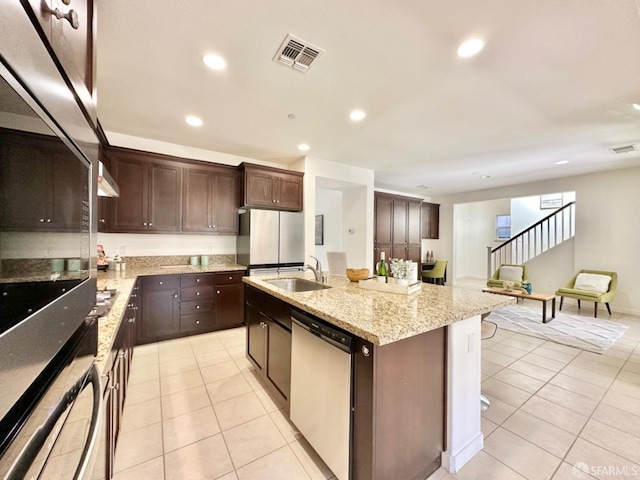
[243,273,514,480]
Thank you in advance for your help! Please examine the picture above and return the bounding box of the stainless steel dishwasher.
[290,309,354,480]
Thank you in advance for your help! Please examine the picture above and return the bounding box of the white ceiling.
[96,0,640,195]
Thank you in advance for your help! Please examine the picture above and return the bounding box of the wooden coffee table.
[482,287,556,323]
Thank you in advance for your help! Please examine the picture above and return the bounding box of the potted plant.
[390,258,415,285]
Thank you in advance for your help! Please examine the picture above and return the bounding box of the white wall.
[453,198,510,280]
[342,186,369,268]
[432,165,640,315]
[314,188,343,268]
[296,156,375,271]
[511,191,575,236]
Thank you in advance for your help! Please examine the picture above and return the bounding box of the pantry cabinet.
[374,192,422,265]
[422,202,440,239]
[240,163,304,211]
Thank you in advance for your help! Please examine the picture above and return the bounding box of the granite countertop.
[244,272,516,346]
[95,263,246,372]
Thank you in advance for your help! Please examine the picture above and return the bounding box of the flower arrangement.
[390,258,414,280]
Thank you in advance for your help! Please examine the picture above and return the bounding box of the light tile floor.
[112,280,640,480]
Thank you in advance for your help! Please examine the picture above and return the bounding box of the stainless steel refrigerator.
[237,210,305,275]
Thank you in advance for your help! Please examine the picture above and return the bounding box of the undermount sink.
[265,278,331,292]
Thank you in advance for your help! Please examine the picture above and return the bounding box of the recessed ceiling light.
[457,38,484,58]
[288,113,296,119]
[202,54,227,70]
[555,160,570,165]
[185,115,203,127]
[481,175,491,179]
[349,110,366,121]
[632,103,640,111]
[298,143,310,151]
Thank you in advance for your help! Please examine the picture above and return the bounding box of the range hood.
[97,161,120,197]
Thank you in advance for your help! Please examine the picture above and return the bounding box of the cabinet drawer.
[214,271,244,285]
[181,286,214,302]
[181,273,215,288]
[142,275,180,291]
[180,300,214,316]
[180,313,215,333]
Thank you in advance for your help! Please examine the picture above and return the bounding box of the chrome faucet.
[305,255,326,283]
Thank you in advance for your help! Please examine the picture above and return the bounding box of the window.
[496,214,511,240]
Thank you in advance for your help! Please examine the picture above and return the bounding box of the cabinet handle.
[196,278,200,282]
[46,219,51,223]
[228,276,232,280]
[159,281,163,285]
[149,223,153,226]
[196,292,200,296]
[272,199,276,203]
[196,320,200,324]
[196,305,200,309]
[174,294,178,298]
[51,6,79,29]
[128,318,134,323]
[40,218,45,222]
[113,383,120,390]
[217,290,220,294]
[143,222,147,226]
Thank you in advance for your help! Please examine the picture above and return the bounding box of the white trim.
[441,432,484,473]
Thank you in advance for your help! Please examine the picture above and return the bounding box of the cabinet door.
[392,199,408,245]
[50,146,87,230]
[245,169,275,207]
[246,306,266,371]
[110,156,148,232]
[182,168,212,232]
[140,288,180,343]
[407,201,422,244]
[215,283,244,327]
[429,204,440,239]
[211,171,239,233]
[275,174,303,211]
[149,162,182,232]
[391,245,408,261]
[266,319,292,400]
[407,245,421,263]
[374,194,393,245]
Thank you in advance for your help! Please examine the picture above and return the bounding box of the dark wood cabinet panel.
[240,163,303,211]
[149,162,182,232]
[139,277,180,344]
[183,166,239,234]
[374,192,422,264]
[107,149,182,233]
[422,202,440,239]
[245,285,292,403]
[215,283,244,328]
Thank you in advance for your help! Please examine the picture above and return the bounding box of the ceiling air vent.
[609,144,636,154]
[273,34,324,73]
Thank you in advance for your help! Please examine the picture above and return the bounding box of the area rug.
[485,304,629,354]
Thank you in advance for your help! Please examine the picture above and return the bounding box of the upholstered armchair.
[486,264,528,289]
[422,260,447,285]
[556,270,617,318]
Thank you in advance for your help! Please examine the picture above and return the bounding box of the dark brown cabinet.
[422,202,440,239]
[98,281,138,479]
[374,192,422,265]
[0,129,87,231]
[245,285,292,402]
[108,149,182,233]
[138,275,180,344]
[240,163,304,211]
[22,0,96,124]
[137,272,244,344]
[183,166,239,234]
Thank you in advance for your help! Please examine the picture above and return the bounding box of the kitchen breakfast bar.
[243,273,514,480]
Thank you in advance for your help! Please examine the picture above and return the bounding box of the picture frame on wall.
[540,193,563,209]
[315,215,324,245]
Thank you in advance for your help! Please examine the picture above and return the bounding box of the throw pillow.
[499,266,523,282]
[574,273,611,293]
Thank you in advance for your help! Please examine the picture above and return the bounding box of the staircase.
[487,201,576,278]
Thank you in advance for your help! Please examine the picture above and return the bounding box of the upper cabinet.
[101,147,240,235]
[421,202,440,239]
[22,0,96,126]
[183,166,239,234]
[374,192,422,264]
[240,163,303,211]
[106,149,182,233]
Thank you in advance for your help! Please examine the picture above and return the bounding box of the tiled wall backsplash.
[124,254,236,268]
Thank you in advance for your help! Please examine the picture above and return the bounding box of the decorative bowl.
[346,268,370,282]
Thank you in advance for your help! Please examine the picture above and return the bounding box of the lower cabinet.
[245,285,292,402]
[97,281,138,479]
[137,271,245,344]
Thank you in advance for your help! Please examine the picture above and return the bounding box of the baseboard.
[441,432,484,473]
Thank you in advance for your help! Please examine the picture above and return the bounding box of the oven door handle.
[6,364,103,480]
[74,364,103,479]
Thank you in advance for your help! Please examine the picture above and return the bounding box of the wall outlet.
[45,247,52,257]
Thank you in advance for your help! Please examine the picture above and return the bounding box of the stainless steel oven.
[1,3,101,478]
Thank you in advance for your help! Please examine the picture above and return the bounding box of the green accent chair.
[487,264,528,289]
[556,270,617,318]
[422,260,447,285]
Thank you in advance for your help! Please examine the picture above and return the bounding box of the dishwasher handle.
[291,310,354,354]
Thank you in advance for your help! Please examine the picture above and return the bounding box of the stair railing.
[486,201,575,278]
